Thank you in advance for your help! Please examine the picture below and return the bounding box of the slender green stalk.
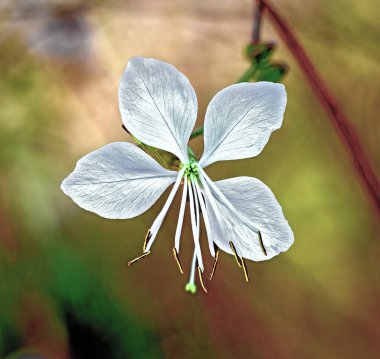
[190,127,204,140]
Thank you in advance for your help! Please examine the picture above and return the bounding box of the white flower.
[61,57,294,294]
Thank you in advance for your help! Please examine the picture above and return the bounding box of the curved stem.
[190,127,204,140]
[260,0,380,218]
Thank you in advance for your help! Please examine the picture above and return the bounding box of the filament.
[199,167,262,241]
[193,179,215,257]
[145,168,185,252]
[188,176,203,271]
[174,176,188,252]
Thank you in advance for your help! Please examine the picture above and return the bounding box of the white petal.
[204,176,294,261]
[199,82,287,168]
[119,57,198,163]
[61,142,177,219]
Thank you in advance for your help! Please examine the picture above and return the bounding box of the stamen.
[197,266,208,293]
[143,230,152,252]
[174,177,188,252]
[197,171,230,251]
[193,179,215,257]
[172,247,184,274]
[228,242,250,282]
[241,257,250,282]
[188,177,203,271]
[229,241,242,268]
[209,247,219,280]
[191,179,200,229]
[199,167,260,235]
[145,168,185,252]
[128,251,150,266]
[121,124,130,134]
[258,231,267,256]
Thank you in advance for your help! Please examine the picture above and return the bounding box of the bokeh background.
[0,0,379,358]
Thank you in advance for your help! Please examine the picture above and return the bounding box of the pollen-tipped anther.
[258,231,267,256]
[229,241,242,268]
[128,251,150,267]
[143,230,152,252]
[121,124,130,134]
[241,257,250,282]
[209,248,219,280]
[173,247,184,274]
[198,266,208,293]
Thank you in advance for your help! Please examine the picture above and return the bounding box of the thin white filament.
[193,179,215,257]
[198,167,259,235]
[191,180,200,239]
[197,172,225,230]
[145,168,185,252]
[174,175,188,252]
[191,179,203,268]
[189,248,197,285]
[197,170,237,255]
[188,176,204,271]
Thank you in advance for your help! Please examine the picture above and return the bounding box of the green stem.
[190,127,204,140]
[237,64,258,83]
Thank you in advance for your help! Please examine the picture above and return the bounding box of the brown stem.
[260,0,380,217]
[252,0,265,43]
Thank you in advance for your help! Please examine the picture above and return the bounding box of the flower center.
[183,160,200,179]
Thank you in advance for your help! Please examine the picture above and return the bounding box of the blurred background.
[0,0,379,358]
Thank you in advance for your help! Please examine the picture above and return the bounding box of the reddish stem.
[260,0,380,217]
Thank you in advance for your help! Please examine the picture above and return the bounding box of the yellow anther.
[172,247,184,274]
[209,248,219,280]
[128,251,150,267]
[229,241,242,268]
[198,266,208,294]
[241,257,250,282]
[143,230,152,252]
[258,231,267,256]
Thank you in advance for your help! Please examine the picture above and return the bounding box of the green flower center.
[183,160,200,179]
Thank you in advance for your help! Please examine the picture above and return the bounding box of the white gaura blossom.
[61,57,294,294]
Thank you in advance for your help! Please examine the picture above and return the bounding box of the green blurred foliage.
[0,36,161,358]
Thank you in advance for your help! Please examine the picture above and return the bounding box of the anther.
[209,248,219,280]
[128,251,150,267]
[197,266,208,293]
[258,231,267,256]
[241,257,250,282]
[229,241,242,268]
[172,247,184,274]
[143,230,152,252]
[121,124,130,134]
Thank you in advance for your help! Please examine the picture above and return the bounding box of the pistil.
[185,249,198,294]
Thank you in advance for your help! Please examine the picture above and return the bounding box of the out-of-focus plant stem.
[260,0,380,218]
[190,0,276,140]
[237,65,258,83]
[189,127,204,140]
[252,0,264,43]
